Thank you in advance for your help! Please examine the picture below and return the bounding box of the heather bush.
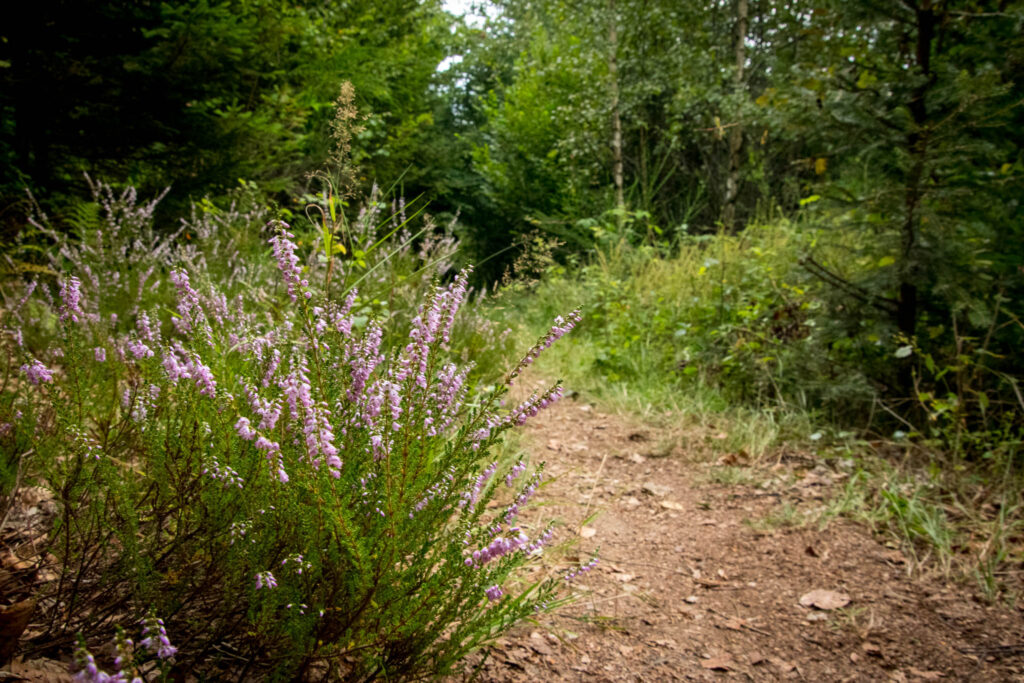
[2,199,582,678]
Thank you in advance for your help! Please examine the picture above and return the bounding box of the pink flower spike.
[21,359,53,385]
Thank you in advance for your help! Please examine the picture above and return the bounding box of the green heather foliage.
[0,185,585,680]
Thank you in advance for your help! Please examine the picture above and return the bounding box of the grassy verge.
[488,220,1023,602]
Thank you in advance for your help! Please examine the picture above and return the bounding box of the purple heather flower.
[235,416,256,440]
[332,290,358,337]
[508,309,582,384]
[439,267,471,344]
[461,462,498,510]
[347,322,384,403]
[140,614,177,660]
[136,310,159,343]
[203,457,244,488]
[466,528,530,568]
[71,645,104,683]
[126,338,154,359]
[505,386,564,428]
[168,269,203,335]
[189,358,216,397]
[506,461,527,487]
[564,556,599,581]
[58,275,85,324]
[94,347,107,362]
[255,570,278,590]
[280,361,340,474]
[262,349,282,388]
[21,359,54,385]
[13,280,37,315]
[484,585,503,602]
[505,472,544,523]
[162,344,215,397]
[268,229,304,304]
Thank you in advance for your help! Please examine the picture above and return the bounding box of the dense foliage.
[0,0,453,214]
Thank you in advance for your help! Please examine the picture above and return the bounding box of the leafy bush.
[1,187,583,678]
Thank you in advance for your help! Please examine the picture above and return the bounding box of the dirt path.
[460,390,1024,682]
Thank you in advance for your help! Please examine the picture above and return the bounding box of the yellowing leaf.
[815,157,828,175]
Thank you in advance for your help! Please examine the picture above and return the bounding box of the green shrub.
[1,191,584,679]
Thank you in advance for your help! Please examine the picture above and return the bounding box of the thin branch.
[798,254,899,314]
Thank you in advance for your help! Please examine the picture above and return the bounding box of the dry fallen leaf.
[862,642,883,657]
[660,500,685,511]
[716,453,739,466]
[769,656,795,673]
[580,526,597,539]
[614,573,635,582]
[0,599,35,662]
[799,588,851,610]
[642,482,672,497]
[529,632,553,656]
[908,668,944,680]
[700,656,735,671]
[8,657,75,682]
[723,617,746,631]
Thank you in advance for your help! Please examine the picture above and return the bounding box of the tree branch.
[798,254,899,314]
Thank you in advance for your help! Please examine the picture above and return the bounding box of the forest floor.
[457,381,1024,682]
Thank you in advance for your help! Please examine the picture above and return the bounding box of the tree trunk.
[722,0,748,232]
[607,0,625,227]
[896,0,936,389]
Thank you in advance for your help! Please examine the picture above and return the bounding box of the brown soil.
[458,390,1024,682]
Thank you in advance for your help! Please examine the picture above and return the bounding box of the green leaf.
[894,345,913,359]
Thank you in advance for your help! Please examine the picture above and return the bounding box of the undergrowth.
[495,212,1023,600]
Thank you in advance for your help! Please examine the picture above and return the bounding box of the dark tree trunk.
[722,0,748,232]
[896,0,937,389]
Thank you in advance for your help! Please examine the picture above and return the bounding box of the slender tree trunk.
[722,0,748,232]
[896,0,936,389]
[898,2,936,340]
[607,0,625,227]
